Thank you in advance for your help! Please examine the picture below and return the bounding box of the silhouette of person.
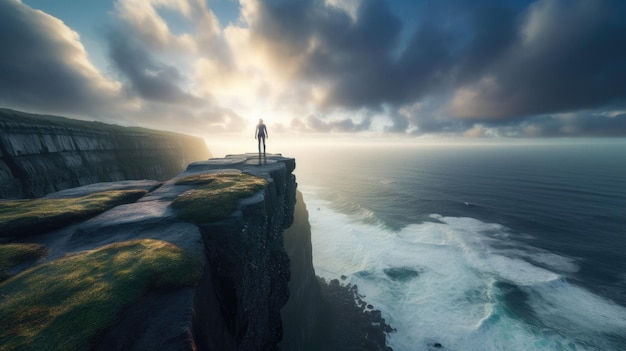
[255,118,268,154]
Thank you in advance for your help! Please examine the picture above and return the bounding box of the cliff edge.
[1,153,298,350]
[1,145,393,349]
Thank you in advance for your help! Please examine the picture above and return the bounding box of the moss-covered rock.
[0,239,203,351]
[0,189,148,238]
[172,172,267,224]
[0,243,47,281]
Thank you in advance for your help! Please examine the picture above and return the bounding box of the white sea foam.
[525,279,626,334]
[302,188,626,351]
[508,249,580,274]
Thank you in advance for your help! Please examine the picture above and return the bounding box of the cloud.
[236,0,522,109]
[291,114,372,133]
[106,27,203,104]
[2,0,626,138]
[235,0,626,137]
[240,0,403,107]
[517,113,626,137]
[0,0,248,134]
[450,0,626,122]
[0,0,121,114]
[113,0,196,51]
[104,0,248,132]
[117,102,248,135]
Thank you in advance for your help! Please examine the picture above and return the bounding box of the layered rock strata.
[2,151,394,350]
[0,108,211,199]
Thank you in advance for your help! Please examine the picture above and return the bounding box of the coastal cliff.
[1,153,300,350]
[186,154,297,350]
[0,111,393,350]
[1,152,394,350]
[0,108,211,199]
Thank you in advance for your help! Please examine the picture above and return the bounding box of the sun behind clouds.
[4,0,626,139]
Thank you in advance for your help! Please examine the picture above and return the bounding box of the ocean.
[289,140,626,351]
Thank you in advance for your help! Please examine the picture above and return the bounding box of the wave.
[303,189,626,351]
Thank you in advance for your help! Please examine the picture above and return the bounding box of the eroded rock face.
[6,154,299,351]
[280,190,326,351]
[186,154,297,351]
[23,154,302,350]
[2,149,394,350]
[0,108,211,199]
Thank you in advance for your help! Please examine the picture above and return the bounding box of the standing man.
[255,118,268,154]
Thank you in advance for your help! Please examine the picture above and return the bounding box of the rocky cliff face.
[0,108,211,199]
[1,152,314,350]
[186,154,298,350]
[280,190,327,350]
[0,106,396,349]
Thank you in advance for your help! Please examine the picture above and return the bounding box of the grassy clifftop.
[0,171,270,350]
[0,108,201,139]
[0,239,202,351]
[0,190,148,238]
[172,172,267,224]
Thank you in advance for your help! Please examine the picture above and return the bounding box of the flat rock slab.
[45,180,162,198]
[186,153,295,177]
[185,155,248,172]
[3,152,298,351]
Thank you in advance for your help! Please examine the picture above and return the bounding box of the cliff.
[0,153,299,350]
[0,108,211,199]
[280,190,326,350]
[1,152,394,350]
[186,154,297,350]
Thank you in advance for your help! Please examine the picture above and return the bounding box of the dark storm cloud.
[249,0,521,107]
[512,113,626,137]
[396,0,520,97]
[291,114,372,133]
[385,111,410,133]
[106,27,202,105]
[250,0,403,107]
[250,0,626,136]
[452,0,626,120]
[0,0,118,114]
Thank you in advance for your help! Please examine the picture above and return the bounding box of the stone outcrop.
[0,108,211,199]
[0,109,395,350]
[186,154,297,350]
[2,153,302,350]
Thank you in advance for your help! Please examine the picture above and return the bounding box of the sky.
[2,0,626,141]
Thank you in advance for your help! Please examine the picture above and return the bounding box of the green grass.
[0,239,203,351]
[0,189,148,238]
[0,243,47,280]
[172,172,267,224]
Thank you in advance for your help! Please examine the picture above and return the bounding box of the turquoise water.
[291,140,626,351]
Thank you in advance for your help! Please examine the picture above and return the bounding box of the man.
[255,119,268,154]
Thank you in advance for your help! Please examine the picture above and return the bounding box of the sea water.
[290,140,626,351]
